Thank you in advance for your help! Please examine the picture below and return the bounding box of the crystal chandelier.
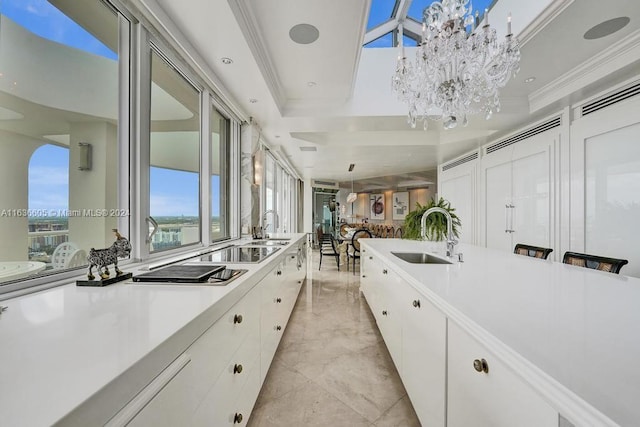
[391,0,520,130]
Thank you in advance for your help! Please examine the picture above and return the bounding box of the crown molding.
[228,0,287,114]
[529,29,640,113]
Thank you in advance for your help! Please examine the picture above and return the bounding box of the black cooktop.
[195,246,279,263]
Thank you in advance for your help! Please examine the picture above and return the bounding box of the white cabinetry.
[361,251,446,426]
[570,95,640,277]
[261,247,304,382]
[360,251,402,371]
[401,287,446,427]
[481,125,557,255]
[107,355,194,427]
[190,286,261,427]
[438,152,479,244]
[447,322,557,427]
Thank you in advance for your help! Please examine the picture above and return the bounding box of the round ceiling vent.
[584,17,630,40]
[289,23,319,44]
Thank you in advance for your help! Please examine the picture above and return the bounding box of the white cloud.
[29,166,68,186]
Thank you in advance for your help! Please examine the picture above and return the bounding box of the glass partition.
[0,0,126,284]
[149,49,201,252]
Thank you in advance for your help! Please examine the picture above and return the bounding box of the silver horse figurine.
[87,229,132,280]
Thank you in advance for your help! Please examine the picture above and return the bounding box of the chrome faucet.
[420,207,458,257]
[263,210,279,234]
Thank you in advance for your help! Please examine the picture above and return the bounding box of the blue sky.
[1,0,117,60]
[366,0,493,48]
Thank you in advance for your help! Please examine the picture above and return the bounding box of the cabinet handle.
[233,363,243,374]
[361,275,366,278]
[276,297,282,303]
[277,270,282,276]
[233,412,243,424]
[369,256,373,260]
[233,314,243,324]
[412,300,421,308]
[275,325,282,331]
[473,358,489,374]
[382,269,388,274]
[291,255,296,259]
[382,310,388,316]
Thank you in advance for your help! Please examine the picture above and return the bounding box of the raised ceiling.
[150,0,640,185]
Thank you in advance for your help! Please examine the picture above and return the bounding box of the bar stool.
[514,243,553,260]
[562,251,628,274]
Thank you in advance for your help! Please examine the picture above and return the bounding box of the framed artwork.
[370,194,385,220]
[392,191,409,220]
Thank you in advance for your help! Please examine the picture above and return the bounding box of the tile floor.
[247,249,420,427]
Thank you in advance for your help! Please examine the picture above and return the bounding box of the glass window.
[0,0,125,285]
[149,50,201,252]
[364,32,394,48]
[210,106,230,241]
[367,0,399,30]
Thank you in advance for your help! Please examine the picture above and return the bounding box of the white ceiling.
[151,0,640,185]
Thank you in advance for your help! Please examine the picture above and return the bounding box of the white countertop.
[0,234,305,427]
[360,239,640,427]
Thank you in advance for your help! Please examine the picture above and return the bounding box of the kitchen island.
[0,234,307,426]
[360,239,639,427]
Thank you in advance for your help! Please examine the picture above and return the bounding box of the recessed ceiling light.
[249,98,258,103]
[584,17,630,40]
[221,57,233,65]
[524,77,536,83]
[307,81,317,87]
[289,23,320,44]
[299,146,317,152]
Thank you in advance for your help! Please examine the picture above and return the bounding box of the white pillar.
[0,132,41,260]
[68,121,119,252]
[303,179,313,233]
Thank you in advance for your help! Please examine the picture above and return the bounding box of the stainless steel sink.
[391,252,452,264]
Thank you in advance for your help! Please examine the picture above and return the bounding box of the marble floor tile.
[373,395,421,427]
[248,380,371,427]
[248,249,420,426]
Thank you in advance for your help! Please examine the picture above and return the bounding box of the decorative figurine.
[77,229,132,286]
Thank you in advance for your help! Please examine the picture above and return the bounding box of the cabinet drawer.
[447,322,557,427]
[107,354,193,427]
[188,285,260,402]
[192,331,260,427]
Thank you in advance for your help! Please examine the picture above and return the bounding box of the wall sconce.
[252,148,264,186]
[78,142,92,171]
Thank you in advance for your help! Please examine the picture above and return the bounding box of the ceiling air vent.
[486,117,561,155]
[442,152,478,172]
[581,81,640,117]
[299,146,317,152]
[312,179,339,189]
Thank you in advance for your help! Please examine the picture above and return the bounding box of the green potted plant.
[402,197,461,241]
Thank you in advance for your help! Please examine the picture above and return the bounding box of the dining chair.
[349,229,373,274]
[562,251,628,274]
[319,234,341,271]
[513,243,553,260]
[394,227,403,238]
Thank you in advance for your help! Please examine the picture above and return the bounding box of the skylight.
[364,0,496,48]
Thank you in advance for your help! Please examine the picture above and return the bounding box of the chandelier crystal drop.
[391,0,520,130]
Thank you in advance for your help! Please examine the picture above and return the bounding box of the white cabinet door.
[439,152,479,245]
[447,322,557,427]
[376,266,402,371]
[401,286,446,427]
[485,160,513,252]
[482,131,555,255]
[511,149,551,248]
